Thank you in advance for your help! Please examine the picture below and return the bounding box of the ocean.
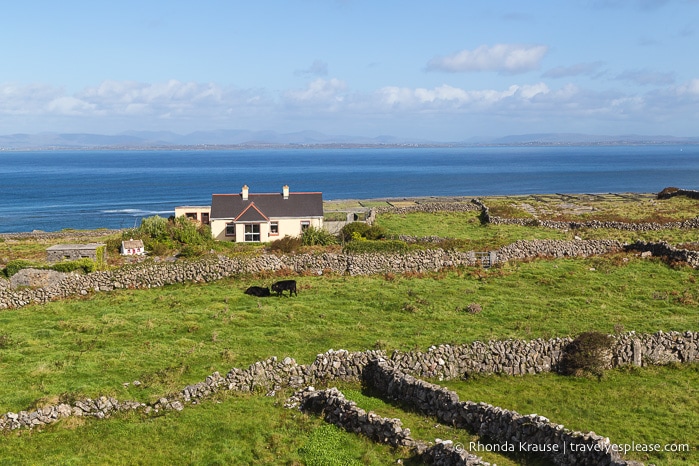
[1,145,698,233]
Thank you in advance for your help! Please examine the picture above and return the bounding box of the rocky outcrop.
[656,188,699,200]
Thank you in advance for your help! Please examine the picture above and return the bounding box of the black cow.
[244,286,271,297]
[271,280,297,297]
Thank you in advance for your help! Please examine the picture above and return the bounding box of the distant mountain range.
[1,130,698,150]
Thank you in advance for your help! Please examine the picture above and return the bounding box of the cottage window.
[225,223,236,237]
[270,222,279,235]
[244,224,261,242]
[300,220,310,232]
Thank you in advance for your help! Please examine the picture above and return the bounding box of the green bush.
[342,239,410,254]
[171,217,199,244]
[3,259,37,278]
[301,226,337,246]
[340,222,370,242]
[49,258,96,274]
[269,235,302,254]
[364,225,386,240]
[138,216,170,240]
[558,331,614,378]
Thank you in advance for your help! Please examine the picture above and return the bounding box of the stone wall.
[287,386,489,465]
[624,241,699,268]
[375,201,481,215]
[0,250,483,309]
[489,215,699,231]
[1,331,694,465]
[361,359,641,466]
[495,239,624,263]
[0,238,637,310]
[0,230,120,241]
[657,188,699,200]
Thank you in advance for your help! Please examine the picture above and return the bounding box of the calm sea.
[1,145,698,233]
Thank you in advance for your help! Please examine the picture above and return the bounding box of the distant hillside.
[1,130,697,150]
[0,130,412,150]
[472,133,699,145]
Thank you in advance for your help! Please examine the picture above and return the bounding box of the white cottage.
[209,185,324,242]
[121,239,145,256]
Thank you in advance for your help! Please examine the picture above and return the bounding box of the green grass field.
[0,256,697,464]
[1,195,698,464]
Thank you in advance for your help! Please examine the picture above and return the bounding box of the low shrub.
[139,215,170,240]
[171,216,207,245]
[340,222,370,242]
[558,331,614,378]
[301,226,337,246]
[50,258,96,274]
[2,259,37,278]
[269,235,302,254]
[364,225,386,240]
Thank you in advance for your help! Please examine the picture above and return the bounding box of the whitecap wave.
[101,209,174,216]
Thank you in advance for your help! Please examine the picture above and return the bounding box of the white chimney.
[283,185,289,199]
[242,185,249,201]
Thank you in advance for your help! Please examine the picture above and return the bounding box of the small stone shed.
[46,243,107,263]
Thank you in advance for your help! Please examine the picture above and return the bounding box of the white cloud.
[0,83,64,114]
[283,78,347,107]
[46,96,97,115]
[0,76,696,138]
[377,83,550,109]
[427,44,548,74]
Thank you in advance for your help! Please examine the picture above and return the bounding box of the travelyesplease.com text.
[457,440,690,456]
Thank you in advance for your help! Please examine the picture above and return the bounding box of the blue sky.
[1,0,698,141]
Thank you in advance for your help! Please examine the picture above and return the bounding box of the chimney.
[283,185,289,199]
[241,185,249,201]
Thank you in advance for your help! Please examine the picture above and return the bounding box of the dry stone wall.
[0,230,120,241]
[362,359,642,466]
[287,386,489,465]
[624,241,699,268]
[374,201,481,215]
[475,195,699,232]
[657,188,699,200]
[1,331,694,465]
[495,239,624,263]
[490,215,699,231]
[0,238,636,310]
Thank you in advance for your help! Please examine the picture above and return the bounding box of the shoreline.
[0,191,663,236]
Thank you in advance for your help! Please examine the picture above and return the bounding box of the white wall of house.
[174,206,211,224]
[210,217,323,242]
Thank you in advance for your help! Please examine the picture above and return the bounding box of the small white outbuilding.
[121,239,145,256]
